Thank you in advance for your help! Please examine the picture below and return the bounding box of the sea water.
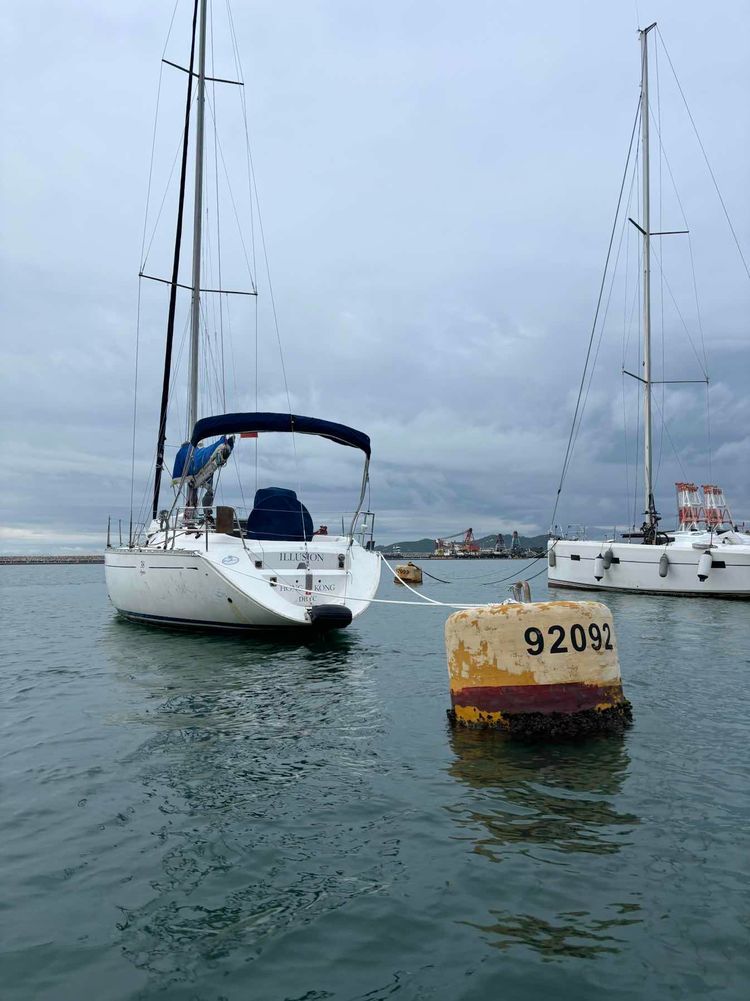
[1,562,748,1000]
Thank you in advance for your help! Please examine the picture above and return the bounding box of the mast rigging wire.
[129,0,183,540]
[140,97,199,273]
[224,0,299,513]
[572,154,640,487]
[651,33,713,478]
[139,0,182,270]
[648,243,708,377]
[209,0,227,409]
[129,280,143,544]
[656,27,750,282]
[227,0,310,544]
[655,37,666,482]
[203,92,258,289]
[152,0,202,520]
[549,99,641,531]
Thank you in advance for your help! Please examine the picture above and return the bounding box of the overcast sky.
[1,0,748,552]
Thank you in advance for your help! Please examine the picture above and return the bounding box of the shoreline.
[0,555,104,565]
[0,552,543,565]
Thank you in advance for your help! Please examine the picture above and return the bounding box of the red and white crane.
[434,528,480,556]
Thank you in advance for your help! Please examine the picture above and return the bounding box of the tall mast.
[151,0,200,521]
[187,0,208,437]
[640,23,657,531]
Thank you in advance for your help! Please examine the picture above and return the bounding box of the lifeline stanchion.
[445,600,632,738]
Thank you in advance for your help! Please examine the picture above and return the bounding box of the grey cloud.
[1,0,748,553]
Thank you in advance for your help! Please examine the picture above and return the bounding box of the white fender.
[697,551,712,581]
[594,554,605,581]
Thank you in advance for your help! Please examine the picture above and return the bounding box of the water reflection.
[108,612,361,665]
[447,728,642,957]
[99,618,387,989]
[448,728,637,859]
[104,616,366,718]
[473,902,643,958]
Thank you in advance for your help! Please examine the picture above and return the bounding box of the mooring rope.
[386,553,549,585]
[478,551,550,587]
[204,550,543,611]
[378,553,540,603]
[220,554,494,610]
[418,566,454,583]
[382,544,556,588]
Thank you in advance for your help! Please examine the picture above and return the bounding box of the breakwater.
[378,550,545,560]
[0,555,104,565]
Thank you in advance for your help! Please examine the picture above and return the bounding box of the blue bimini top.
[189,412,371,459]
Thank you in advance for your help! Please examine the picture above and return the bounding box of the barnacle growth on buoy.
[445,600,632,738]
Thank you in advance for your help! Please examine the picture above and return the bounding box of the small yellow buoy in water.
[445,600,631,737]
[395,562,423,584]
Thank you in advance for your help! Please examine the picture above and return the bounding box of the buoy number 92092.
[523,622,613,656]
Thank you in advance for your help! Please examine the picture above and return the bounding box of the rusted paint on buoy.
[395,562,423,584]
[445,600,632,737]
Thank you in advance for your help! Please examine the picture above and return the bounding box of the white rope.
[208,551,494,610]
[379,553,525,603]
[378,553,462,605]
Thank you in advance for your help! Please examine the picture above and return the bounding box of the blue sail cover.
[190,412,371,458]
[172,436,233,485]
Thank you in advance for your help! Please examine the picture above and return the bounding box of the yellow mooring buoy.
[445,600,632,737]
[395,562,423,584]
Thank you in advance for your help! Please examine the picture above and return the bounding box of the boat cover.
[190,412,371,458]
[172,435,234,487]
[246,487,314,542]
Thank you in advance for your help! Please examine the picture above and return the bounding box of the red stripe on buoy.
[451,681,624,715]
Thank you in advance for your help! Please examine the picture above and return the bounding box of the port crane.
[434,528,480,557]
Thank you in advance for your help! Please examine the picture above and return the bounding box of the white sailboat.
[105,0,381,631]
[548,23,750,600]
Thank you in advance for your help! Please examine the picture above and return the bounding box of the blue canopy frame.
[166,412,371,541]
[190,412,371,458]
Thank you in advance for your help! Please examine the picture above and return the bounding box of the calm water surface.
[1,562,748,1000]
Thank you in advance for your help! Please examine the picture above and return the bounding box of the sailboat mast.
[188,0,208,436]
[151,0,200,522]
[640,23,657,528]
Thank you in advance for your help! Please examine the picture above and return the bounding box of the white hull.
[548,535,750,599]
[105,532,381,631]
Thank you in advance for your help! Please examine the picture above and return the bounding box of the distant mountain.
[377,538,435,554]
[376,533,548,554]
